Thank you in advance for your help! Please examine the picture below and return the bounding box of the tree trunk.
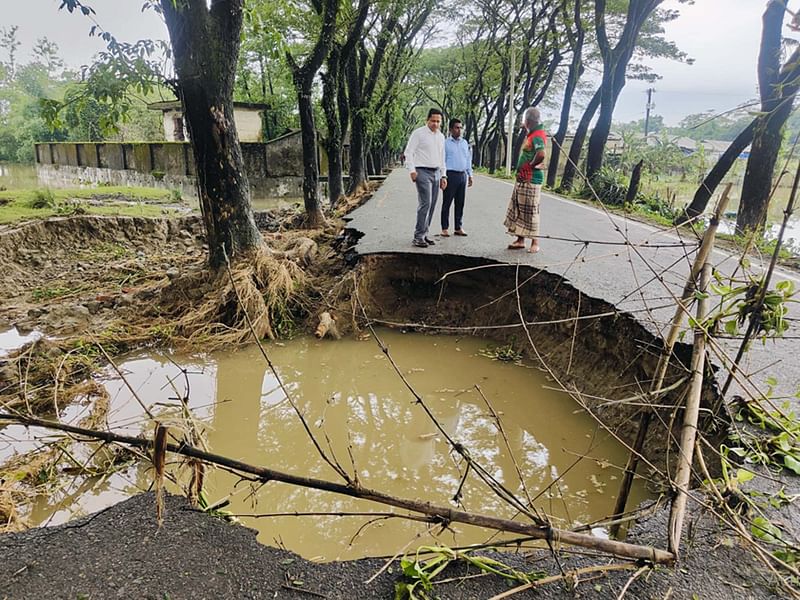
[586,68,624,179]
[559,87,601,192]
[287,0,339,225]
[626,159,644,204]
[547,0,584,189]
[676,122,755,223]
[321,51,344,205]
[736,1,794,233]
[736,102,794,233]
[585,0,662,180]
[296,83,325,226]
[161,0,261,268]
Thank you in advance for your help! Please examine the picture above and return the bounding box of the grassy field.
[0,186,183,224]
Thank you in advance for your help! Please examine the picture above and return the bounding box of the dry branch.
[0,412,675,564]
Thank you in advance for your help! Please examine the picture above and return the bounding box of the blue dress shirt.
[445,137,473,177]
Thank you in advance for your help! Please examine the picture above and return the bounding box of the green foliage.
[395,546,544,600]
[584,166,628,206]
[672,109,752,143]
[705,273,795,341]
[0,185,173,223]
[729,394,800,477]
[478,343,523,364]
[28,188,55,209]
[31,285,80,301]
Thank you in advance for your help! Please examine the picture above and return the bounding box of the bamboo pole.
[609,184,731,538]
[668,262,711,555]
[0,411,675,564]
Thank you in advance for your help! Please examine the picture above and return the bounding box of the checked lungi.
[504,181,541,238]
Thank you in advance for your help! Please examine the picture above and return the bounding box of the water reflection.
[0,327,42,358]
[21,331,650,560]
[713,217,800,254]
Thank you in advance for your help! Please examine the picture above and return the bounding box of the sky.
[2,0,780,126]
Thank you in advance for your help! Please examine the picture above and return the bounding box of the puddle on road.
[20,330,649,560]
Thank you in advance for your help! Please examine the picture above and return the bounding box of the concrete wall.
[36,164,196,198]
[34,140,322,200]
[265,132,305,177]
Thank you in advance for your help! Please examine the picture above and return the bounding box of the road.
[346,168,800,401]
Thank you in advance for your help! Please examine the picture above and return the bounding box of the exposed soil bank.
[354,252,723,478]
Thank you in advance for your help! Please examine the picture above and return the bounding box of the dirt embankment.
[0,214,207,335]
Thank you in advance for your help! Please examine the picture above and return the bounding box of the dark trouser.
[413,167,440,241]
[441,170,467,231]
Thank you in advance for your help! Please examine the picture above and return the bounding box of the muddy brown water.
[11,330,649,561]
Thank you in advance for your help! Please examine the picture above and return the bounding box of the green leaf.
[751,516,782,543]
[735,469,754,484]
[724,319,738,335]
[784,455,800,475]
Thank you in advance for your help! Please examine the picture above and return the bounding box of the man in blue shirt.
[440,118,473,237]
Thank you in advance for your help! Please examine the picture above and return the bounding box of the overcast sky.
[4,0,779,126]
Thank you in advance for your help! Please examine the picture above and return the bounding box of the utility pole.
[505,47,516,177]
[644,88,655,137]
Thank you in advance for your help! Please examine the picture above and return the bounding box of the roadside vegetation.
[0,185,182,223]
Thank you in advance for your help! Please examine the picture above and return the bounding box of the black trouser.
[440,170,467,230]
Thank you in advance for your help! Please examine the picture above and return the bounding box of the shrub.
[583,166,628,206]
[28,188,55,209]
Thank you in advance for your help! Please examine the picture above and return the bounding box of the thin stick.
[617,565,650,600]
[220,244,351,484]
[474,384,534,507]
[487,563,638,599]
[667,263,711,555]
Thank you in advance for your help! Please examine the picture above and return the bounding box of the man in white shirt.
[404,108,448,248]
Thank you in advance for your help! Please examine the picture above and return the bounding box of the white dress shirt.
[404,125,447,178]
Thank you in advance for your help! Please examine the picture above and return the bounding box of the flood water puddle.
[0,327,42,358]
[19,330,650,560]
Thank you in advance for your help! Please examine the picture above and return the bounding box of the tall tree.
[679,2,800,225]
[160,0,262,267]
[57,0,261,267]
[286,0,340,226]
[736,0,798,233]
[558,87,600,191]
[547,0,585,188]
[346,1,432,193]
[584,0,664,180]
[321,0,369,205]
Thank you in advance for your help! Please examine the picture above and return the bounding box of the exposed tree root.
[171,244,309,347]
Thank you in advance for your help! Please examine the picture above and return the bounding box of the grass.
[0,186,181,224]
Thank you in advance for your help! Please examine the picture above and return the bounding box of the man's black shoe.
[424,237,436,245]
[412,239,428,248]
